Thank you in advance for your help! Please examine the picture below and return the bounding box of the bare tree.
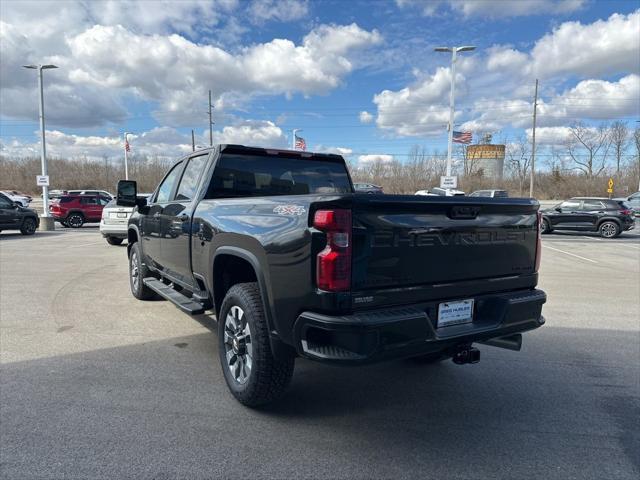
[609,120,629,174]
[564,122,611,178]
[506,135,532,196]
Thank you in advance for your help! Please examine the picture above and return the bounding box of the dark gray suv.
[541,197,635,238]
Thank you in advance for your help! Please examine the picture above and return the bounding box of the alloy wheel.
[601,223,617,238]
[130,251,140,291]
[224,305,253,385]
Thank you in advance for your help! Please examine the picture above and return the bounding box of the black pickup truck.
[117,144,546,406]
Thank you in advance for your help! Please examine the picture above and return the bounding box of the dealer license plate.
[117,212,128,218]
[437,299,474,328]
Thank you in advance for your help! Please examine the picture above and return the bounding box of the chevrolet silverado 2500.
[117,144,546,406]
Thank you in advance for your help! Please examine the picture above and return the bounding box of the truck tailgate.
[351,196,539,291]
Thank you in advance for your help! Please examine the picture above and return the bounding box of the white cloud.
[211,120,287,147]
[249,0,309,23]
[461,75,640,134]
[529,11,640,78]
[0,121,288,160]
[371,11,640,138]
[373,67,455,136]
[525,126,573,146]
[396,0,585,18]
[314,145,354,156]
[359,111,374,124]
[0,21,380,127]
[357,154,395,165]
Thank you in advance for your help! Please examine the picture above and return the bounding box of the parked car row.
[0,190,32,207]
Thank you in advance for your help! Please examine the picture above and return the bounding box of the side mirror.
[117,180,137,207]
[555,207,561,212]
[12,201,21,208]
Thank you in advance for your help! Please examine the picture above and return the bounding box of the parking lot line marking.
[544,245,599,264]
[582,235,603,241]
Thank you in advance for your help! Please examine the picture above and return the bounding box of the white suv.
[99,194,150,245]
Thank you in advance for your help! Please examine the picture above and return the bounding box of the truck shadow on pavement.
[1,326,638,479]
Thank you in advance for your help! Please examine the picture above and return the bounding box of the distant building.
[465,144,505,179]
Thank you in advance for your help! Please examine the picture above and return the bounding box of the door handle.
[153,212,161,218]
[179,213,190,222]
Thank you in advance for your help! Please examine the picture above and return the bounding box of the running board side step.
[143,277,205,315]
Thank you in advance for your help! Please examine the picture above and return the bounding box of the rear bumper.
[293,289,546,364]
[99,221,128,238]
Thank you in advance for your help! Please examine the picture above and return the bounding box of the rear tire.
[106,236,124,246]
[66,213,84,228]
[128,242,156,300]
[20,217,37,235]
[541,218,552,234]
[599,221,620,238]
[218,282,295,407]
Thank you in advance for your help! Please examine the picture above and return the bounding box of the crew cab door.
[142,160,184,268]
[158,153,209,287]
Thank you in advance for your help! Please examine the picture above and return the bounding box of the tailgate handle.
[449,206,481,219]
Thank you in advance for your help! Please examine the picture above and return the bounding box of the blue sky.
[0,0,638,165]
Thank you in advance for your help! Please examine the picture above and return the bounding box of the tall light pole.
[434,46,476,177]
[23,64,58,231]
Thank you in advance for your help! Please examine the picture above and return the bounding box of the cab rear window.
[206,154,352,198]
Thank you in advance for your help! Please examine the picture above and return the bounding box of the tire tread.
[219,282,294,407]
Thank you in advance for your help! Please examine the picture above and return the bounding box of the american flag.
[294,133,306,151]
[125,137,131,152]
[452,131,472,144]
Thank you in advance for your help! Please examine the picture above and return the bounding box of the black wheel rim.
[68,215,82,228]
[24,219,36,233]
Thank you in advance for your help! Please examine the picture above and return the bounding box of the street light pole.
[435,46,476,178]
[23,64,58,230]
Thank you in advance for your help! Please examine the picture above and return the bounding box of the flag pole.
[123,131,130,180]
[292,129,301,150]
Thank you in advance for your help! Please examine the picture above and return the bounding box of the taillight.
[314,209,352,292]
[620,209,632,216]
[535,211,542,273]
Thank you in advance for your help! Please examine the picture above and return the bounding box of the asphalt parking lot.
[1,225,639,479]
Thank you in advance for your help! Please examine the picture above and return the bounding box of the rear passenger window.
[176,154,208,201]
[81,196,98,205]
[155,161,183,203]
[582,201,605,211]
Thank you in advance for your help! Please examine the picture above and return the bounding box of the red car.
[49,194,111,228]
